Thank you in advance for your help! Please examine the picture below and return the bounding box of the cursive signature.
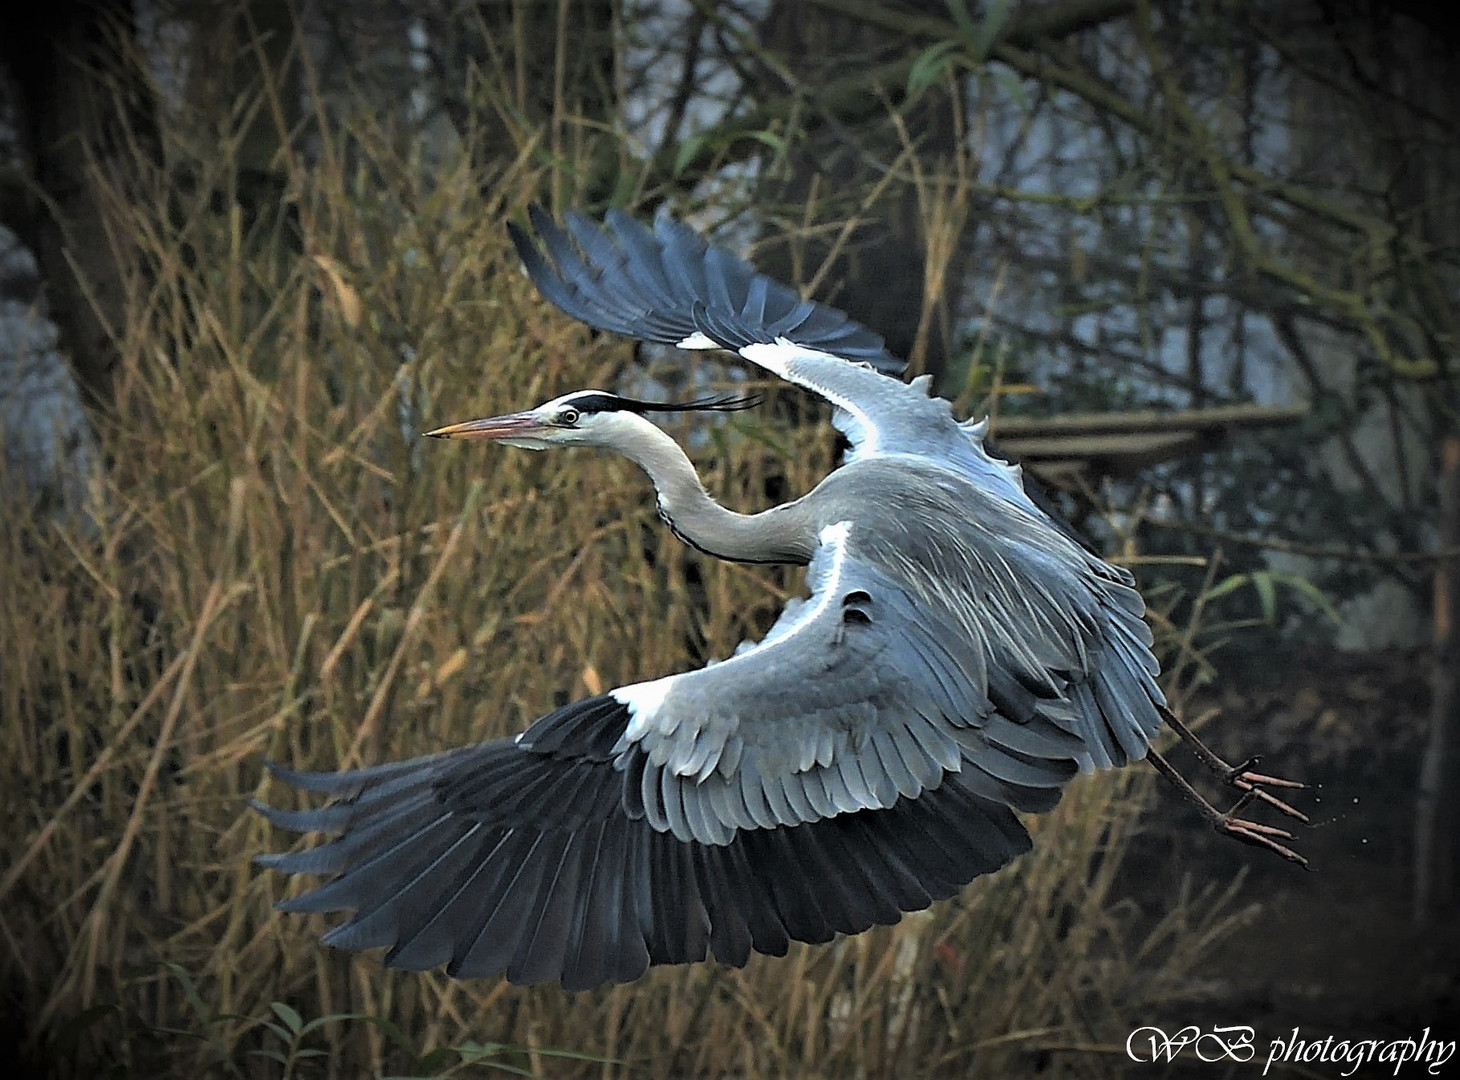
[1126,1025,1257,1064]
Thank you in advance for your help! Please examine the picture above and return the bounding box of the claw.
[1221,754,1263,780]
[1220,819,1310,869]
[1220,817,1294,841]
[1158,704,1312,825]
[1231,778,1312,823]
[1146,746,1310,870]
[1234,770,1307,790]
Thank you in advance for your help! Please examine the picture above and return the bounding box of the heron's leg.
[1157,705,1309,823]
[1146,748,1310,868]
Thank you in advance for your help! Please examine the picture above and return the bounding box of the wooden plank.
[997,430,1201,465]
[991,403,1308,439]
[989,403,1311,480]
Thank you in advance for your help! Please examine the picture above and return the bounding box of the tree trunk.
[1,0,160,408]
[1416,436,1460,922]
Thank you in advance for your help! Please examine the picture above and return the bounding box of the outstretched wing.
[256,713,1030,992]
[509,207,1042,515]
[509,205,904,373]
[258,509,1162,989]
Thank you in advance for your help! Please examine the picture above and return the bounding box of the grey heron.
[257,207,1306,991]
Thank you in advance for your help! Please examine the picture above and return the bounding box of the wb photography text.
[1125,1024,1455,1075]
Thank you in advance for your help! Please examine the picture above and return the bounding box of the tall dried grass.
[0,35,1248,1079]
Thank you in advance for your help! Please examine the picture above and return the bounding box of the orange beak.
[424,412,547,440]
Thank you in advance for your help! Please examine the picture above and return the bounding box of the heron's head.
[424,389,761,451]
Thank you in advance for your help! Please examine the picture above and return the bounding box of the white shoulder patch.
[616,520,855,739]
[675,331,721,351]
[818,519,853,549]
[612,676,675,739]
[720,519,854,665]
[738,340,796,377]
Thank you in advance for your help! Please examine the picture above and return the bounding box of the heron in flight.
[257,207,1306,991]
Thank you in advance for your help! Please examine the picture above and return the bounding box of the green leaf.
[725,415,793,459]
[163,962,212,1023]
[271,1002,303,1036]
[748,130,787,155]
[673,132,710,177]
[608,167,638,209]
[944,0,976,38]
[1200,569,1341,625]
[296,1011,375,1037]
[1202,572,1251,604]
[411,1047,460,1074]
[456,1041,503,1063]
[532,1047,627,1064]
[1268,571,1344,624]
[990,66,1030,111]
[476,1065,537,1078]
[907,41,962,99]
[359,1014,418,1055]
[1252,572,1278,623]
[300,1015,338,1037]
[971,0,1015,60]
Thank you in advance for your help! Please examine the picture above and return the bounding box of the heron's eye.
[557,408,581,426]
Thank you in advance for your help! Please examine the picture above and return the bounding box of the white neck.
[609,415,815,564]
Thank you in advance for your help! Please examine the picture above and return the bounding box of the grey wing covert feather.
[610,521,1091,848]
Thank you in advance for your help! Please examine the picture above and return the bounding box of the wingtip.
[604,204,642,235]
[260,758,357,794]
[251,798,355,833]
[524,204,571,258]
[261,758,312,786]
[561,206,596,232]
[505,217,533,259]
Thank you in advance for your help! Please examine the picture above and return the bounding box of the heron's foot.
[1158,706,1310,823]
[1213,790,1310,869]
[1146,748,1311,870]
[1221,756,1310,824]
[1217,818,1308,867]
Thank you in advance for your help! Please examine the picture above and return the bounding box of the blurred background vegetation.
[0,0,1456,1075]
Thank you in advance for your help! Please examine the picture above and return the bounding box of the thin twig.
[1142,515,1460,564]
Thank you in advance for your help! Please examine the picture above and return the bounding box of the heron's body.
[257,207,1298,991]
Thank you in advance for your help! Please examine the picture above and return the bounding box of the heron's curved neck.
[619,420,815,564]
